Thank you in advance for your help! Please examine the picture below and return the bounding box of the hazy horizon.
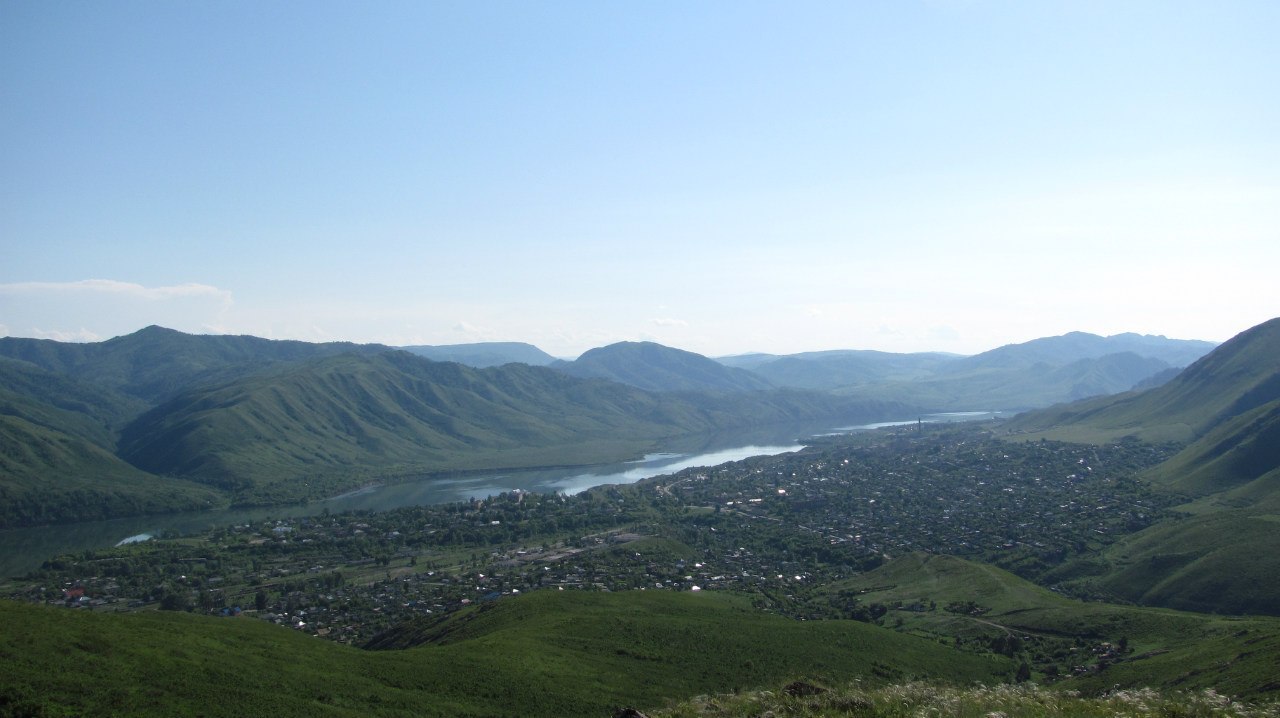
[0,320,1228,364]
[3,2,1277,357]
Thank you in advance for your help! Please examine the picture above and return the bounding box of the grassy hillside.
[0,325,390,404]
[0,414,222,527]
[993,319,1280,616]
[118,351,904,503]
[837,553,1280,699]
[0,358,145,447]
[651,679,1279,717]
[1143,398,1280,503]
[0,328,909,523]
[1050,508,1280,616]
[7,560,1269,716]
[0,590,1011,718]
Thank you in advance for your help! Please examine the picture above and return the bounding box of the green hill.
[117,351,903,503]
[559,341,776,392]
[0,358,146,446]
[1045,400,1280,616]
[995,319,1280,617]
[0,325,390,405]
[838,553,1280,699]
[1063,508,1280,616]
[0,590,1011,717]
[1145,398,1280,504]
[0,413,221,526]
[0,358,218,526]
[1005,317,1280,443]
[1,328,909,524]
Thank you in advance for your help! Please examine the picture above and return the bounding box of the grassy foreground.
[653,680,1280,717]
[0,590,1011,717]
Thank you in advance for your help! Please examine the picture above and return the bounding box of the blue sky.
[2,1,1277,357]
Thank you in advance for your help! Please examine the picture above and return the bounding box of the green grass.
[0,413,224,528]
[0,589,1013,717]
[652,680,1280,717]
[1066,509,1280,616]
[831,553,1280,700]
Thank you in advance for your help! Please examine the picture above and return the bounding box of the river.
[0,412,1003,577]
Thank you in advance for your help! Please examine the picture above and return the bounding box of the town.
[5,425,1178,663]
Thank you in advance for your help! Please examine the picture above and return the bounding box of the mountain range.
[4,318,1279,716]
[0,324,1223,528]
[0,328,907,527]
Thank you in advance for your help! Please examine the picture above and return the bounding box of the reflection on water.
[0,413,1003,577]
[822,411,1005,434]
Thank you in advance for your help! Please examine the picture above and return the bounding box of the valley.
[1,318,1277,716]
[9,5,1275,714]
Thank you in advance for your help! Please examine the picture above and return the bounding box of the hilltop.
[556,341,776,392]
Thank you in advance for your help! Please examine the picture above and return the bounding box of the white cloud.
[452,321,495,340]
[0,279,234,342]
[0,279,232,303]
[651,317,689,327]
[926,325,961,342]
[32,327,102,342]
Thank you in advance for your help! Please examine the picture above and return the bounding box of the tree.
[160,591,190,612]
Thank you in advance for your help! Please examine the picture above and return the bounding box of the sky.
[2,2,1277,359]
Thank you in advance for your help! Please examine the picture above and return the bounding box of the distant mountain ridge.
[1004,317,1280,615]
[714,332,1215,408]
[718,350,957,390]
[946,331,1217,373]
[0,325,390,406]
[555,341,776,393]
[1005,318,1280,443]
